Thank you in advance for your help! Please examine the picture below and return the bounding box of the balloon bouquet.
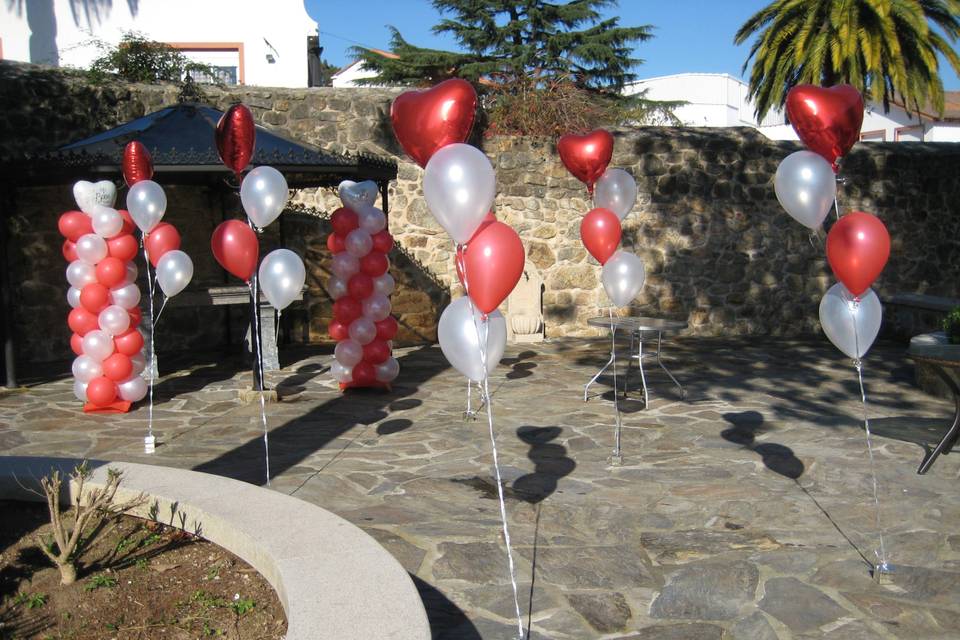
[326,180,400,389]
[391,78,526,639]
[773,85,892,576]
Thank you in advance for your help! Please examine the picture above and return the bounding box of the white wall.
[0,0,317,87]
[331,61,387,88]
[758,100,958,142]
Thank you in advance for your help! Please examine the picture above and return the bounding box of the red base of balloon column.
[339,381,392,392]
[83,400,133,414]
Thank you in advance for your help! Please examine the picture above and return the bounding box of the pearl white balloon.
[819,283,882,359]
[117,375,148,402]
[437,297,506,382]
[593,169,638,221]
[348,317,377,345]
[240,166,289,229]
[66,260,96,288]
[423,143,496,244]
[375,357,399,383]
[73,180,116,214]
[331,252,359,279]
[345,229,373,258]
[75,233,108,264]
[72,355,102,383]
[81,329,114,362]
[130,352,146,375]
[67,287,82,308]
[334,339,363,367]
[357,205,387,234]
[363,292,391,322]
[126,180,166,233]
[90,206,123,238]
[73,379,89,402]
[330,360,353,383]
[124,261,139,285]
[373,274,395,296]
[601,250,646,307]
[258,249,305,310]
[98,304,130,336]
[156,250,194,298]
[326,275,348,300]
[775,151,837,230]
[110,283,141,310]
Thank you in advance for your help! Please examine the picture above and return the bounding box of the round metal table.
[908,332,960,474]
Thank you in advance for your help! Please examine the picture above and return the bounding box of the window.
[860,129,886,142]
[166,43,244,85]
[895,126,924,141]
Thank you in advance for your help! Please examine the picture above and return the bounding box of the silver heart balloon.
[819,283,882,359]
[438,296,506,382]
[73,180,117,214]
[338,180,379,210]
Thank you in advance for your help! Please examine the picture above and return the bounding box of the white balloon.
[331,252,359,279]
[258,249,305,310]
[240,166,289,229]
[819,283,882,359]
[126,180,166,233]
[437,296,506,382]
[345,229,373,258]
[363,292,391,322]
[72,355,102,383]
[326,275,348,300]
[334,339,363,367]
[774,151,837,230]
[67,286,82,308]
[357,204,387,234]
[156,250,194,298]
[593,169,638,221]
[375,357,400,383]
[330,360,353,383]
[73,379,89,402]
[117,375,148,402]
[348,317,377,345]
[423,143,496,244]
[73,180,117,214]
[130,352,146,375]
[601,250,646,307]
[90,206,123,238]
[81,329,114,362]
[373,274,395,296]
[338,180,379,209]
[124,261,139,285]
[75,233,108,264]
[110,283,141,310]
[66,260,96,288]
[98,304,130,336]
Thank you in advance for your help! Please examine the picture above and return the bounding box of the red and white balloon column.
[327,180,399,389]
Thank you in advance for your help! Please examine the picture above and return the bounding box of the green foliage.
[944,306,960,343]
[230,596,256,617]
[192,589,228,609]
[87,32,225,85]
[85,574,117,591]
[14,592,48,609]
[735,0,960,120]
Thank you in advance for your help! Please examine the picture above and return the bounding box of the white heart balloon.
[819,283,882,359]
[73,180,117,214]
[438,296,506,383]
[338,180,379,209]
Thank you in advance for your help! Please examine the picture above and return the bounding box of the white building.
[0,0,318,88]
[330,53,398,88]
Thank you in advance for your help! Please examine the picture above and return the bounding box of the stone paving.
[2,336,959,639]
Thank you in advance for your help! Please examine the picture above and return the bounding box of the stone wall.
[2,62,959,366]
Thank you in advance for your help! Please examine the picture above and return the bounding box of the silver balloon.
[331,252,360,279]
[375,356,399,383]
[126,180,167,233]
[98,304,130,336]
[72,355,102,383]
[819,283,882,359]
[374,273,395,296]
[601,250,646,307]
[91,206,123,238]
[357,204,387,234]
[258,249,305,310]
[330,360,353,383]
[124,261,139,285]
[156,250,194,298]
[73,379,89,402]
[345,229,373,258]
[66,260,96,288]
[67,286,82,308]
[334,339,363,367]
[593,169,638,221]
[348,317,377,345]
[81,329,114,362]
[110,283,141,310]
[774,151,837,229]
[423,143,496,244]
[241,166,289,229]
[338,180,379,209]
[130,352,146,375]
[326,275,348,300]
[363,292,391,321]
[437,296,506,382]
[117,374,148,402]
[76,233,108,264]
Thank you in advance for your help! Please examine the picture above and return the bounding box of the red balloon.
[786,85,864,171]
[363,339,390,365]
[107,234,138,262]
[461,221,525,314]
[826,211,890,297]
[327,233,346,254]
[360,252,389,277]
[348,273,374,300]
[62,240,78,262]
[80,283,111,314]
[211,220,259,281]
[128,307,142,327]
[333,297,362,324]
[557,129,614,193]
[455,213,498,286]
[330,207,359,236]
[145,222,181,266]
[371,230,394,254]
[117,209,135,236]
[328,319,350,341]
[114,327,144,356]
[580,208,622,265]
[391,78,478,168]
[86,376,117,407]
[122,141,153,187]
[58,211,93,242]
[68,307,98,336]
[102,353,133,382]
[95,257,126,288]
[216,104,256,175]
[375,316,398,341]
[352,361,377,386]
[70,333,84,356]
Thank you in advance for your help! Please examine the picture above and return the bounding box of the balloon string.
[834,174,843,221]
[609,306,622,457]
[154,296,169,326]
[142,236,156,448]
[275,309,281,347]
[249,277,271,487]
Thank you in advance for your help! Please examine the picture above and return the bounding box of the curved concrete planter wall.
[0,456,430,640]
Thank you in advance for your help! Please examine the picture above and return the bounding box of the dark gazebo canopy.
[2,103,397,189]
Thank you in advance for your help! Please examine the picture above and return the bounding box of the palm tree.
[734,0,960,120]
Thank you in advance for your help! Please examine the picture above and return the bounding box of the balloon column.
[61,181,147,412]
[326,181,399,389]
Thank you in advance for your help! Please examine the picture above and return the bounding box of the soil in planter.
[0,500,286,639]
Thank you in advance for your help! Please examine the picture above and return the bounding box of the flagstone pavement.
[1,336,959,639]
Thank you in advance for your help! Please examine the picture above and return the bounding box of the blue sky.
[305,0,960,89]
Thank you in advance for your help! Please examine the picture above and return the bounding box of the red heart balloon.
[826,211,890,297]
[123,141,153,187]
[786,85,864,171]
[558,129,614,193]
[216,104,256,175]
[462,221,525,314]
[144,222,182,267]
[211,220,259,281]
[391,78,477,168]
[580,208,621,265]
